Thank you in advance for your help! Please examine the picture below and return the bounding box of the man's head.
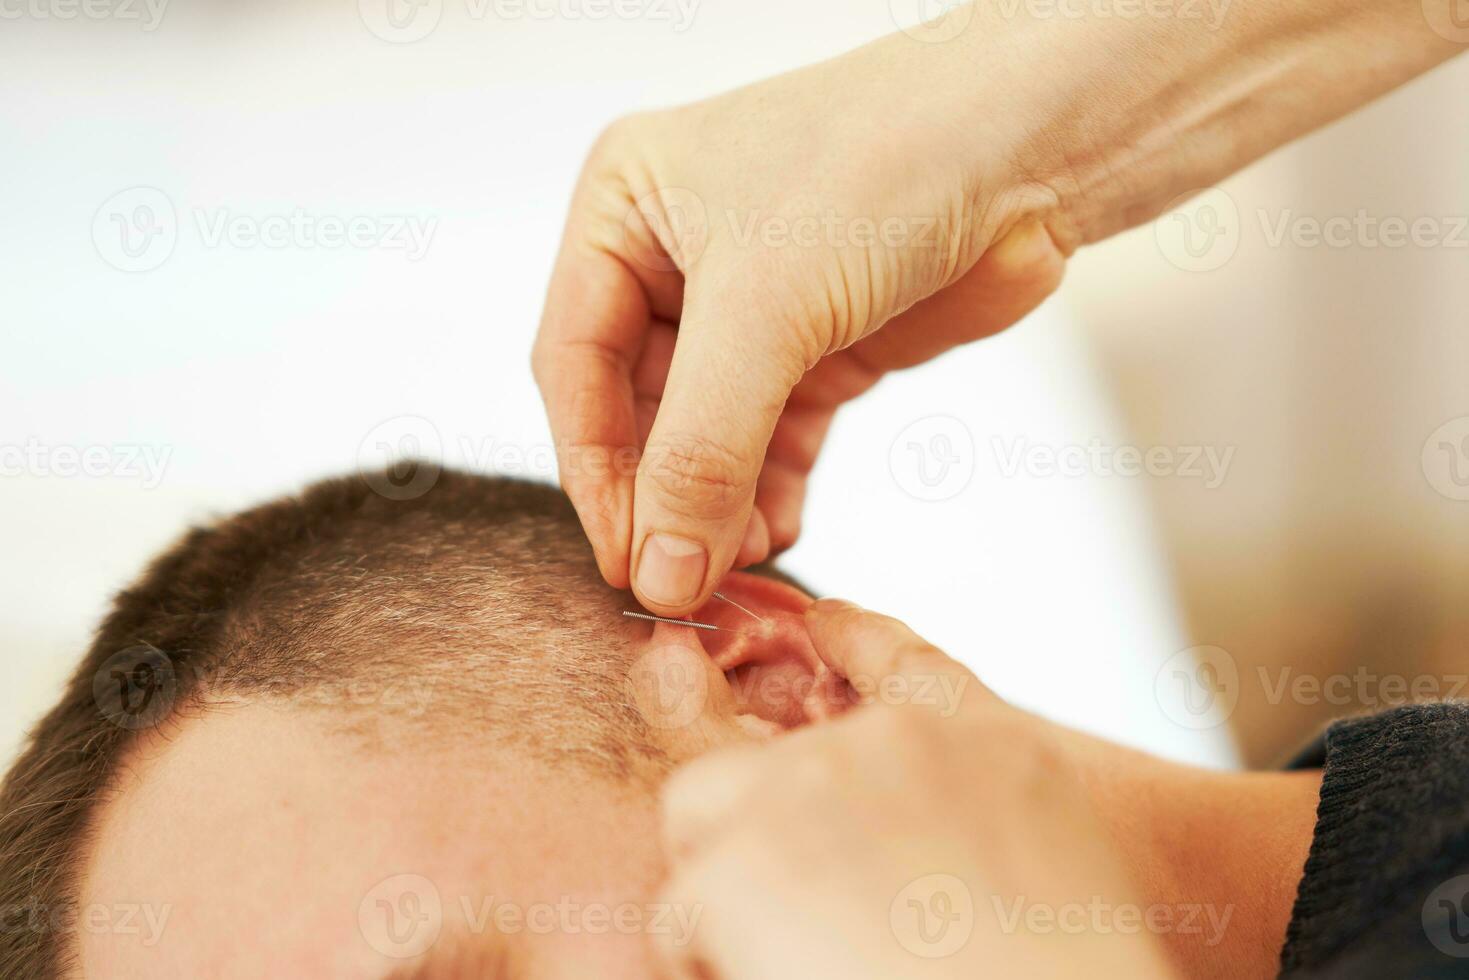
[0,468,828,978]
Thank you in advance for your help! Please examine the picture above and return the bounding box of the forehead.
[77,703,668,979]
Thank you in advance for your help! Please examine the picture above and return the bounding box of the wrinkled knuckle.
[643,436,750,518]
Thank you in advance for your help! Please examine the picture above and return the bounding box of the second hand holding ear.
[650,600,1179,980]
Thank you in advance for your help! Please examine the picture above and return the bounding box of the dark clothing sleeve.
[1278,701,1469,979]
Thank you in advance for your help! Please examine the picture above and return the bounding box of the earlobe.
[692,572,848,727]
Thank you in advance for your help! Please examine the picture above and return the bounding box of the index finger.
[532,241,648,587]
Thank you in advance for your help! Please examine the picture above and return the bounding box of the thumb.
[631,286,806,615]
[805,599,995,712]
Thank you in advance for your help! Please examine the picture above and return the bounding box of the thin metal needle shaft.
[712,591,767,625]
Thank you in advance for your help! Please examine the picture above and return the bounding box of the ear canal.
[692,573,850,727]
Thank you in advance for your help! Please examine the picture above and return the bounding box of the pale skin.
[77,578,1318,978]
[78,706,676,979]
[654,601,1322,980]
[73,573,819,980]
[533,12,1453,971]
[533,0,1465,617]
[52,4,1463,976]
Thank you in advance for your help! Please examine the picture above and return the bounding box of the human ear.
[689,572,848,728]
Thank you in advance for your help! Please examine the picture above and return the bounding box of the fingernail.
[636,533,708,607]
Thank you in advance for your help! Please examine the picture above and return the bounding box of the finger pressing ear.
[804,599,993,710]
[659,745,767,863]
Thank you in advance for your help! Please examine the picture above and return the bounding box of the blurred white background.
[6,0,1463,774]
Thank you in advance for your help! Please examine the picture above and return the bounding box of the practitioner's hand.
[535,1,1459,618]
[532,29,1066,617]
[651,600,1322,979]
[650,600,1176,980]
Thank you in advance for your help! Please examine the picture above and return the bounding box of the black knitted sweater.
[1279,702,1469,978]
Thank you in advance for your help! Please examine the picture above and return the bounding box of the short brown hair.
[0,467,654,978]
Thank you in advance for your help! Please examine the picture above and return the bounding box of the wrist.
[1073,732,1321,979]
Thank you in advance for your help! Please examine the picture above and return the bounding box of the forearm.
[1139,766,1321,978]
[880,0,1465,250]
[1066,732,1321,978]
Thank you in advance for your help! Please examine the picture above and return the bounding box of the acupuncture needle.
[712,591,767,625]
[622,611,733,632]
